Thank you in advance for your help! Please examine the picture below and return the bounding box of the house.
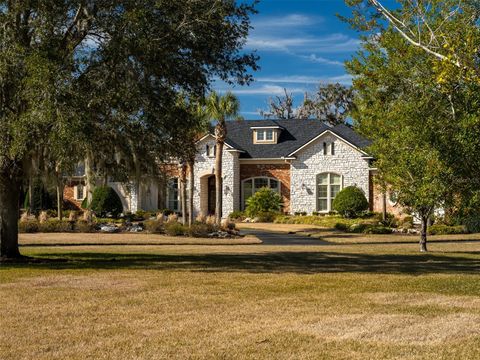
[64,119,398,217]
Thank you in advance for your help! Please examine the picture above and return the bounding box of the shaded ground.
[1,236,479,359]
[241,229,332,246]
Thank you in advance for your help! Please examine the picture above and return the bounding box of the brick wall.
[63,180,84,210]
[239,163,291,213]
[370,172,407,218]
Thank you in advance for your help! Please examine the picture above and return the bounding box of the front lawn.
[1,235,479,359]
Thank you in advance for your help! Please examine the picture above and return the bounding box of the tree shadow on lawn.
[4,251,480,275]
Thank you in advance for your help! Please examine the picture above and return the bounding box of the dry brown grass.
[1,236,479,359]
[19,232,261,246]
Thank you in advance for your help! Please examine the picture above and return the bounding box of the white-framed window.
[323,142,335,155]
[255,129,276,143]
[316,173,342,212]
[242,177,281,209]
[265,129,274,141]
[167,178,180,212]
[74,184,85,200]
[256,130,265,141]
[206,144,216,158]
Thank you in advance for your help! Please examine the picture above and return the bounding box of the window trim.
[316,172,343,213]
[166,177,180,212]
[73,184,86,201]
[254,129,277,144]
[241,176,281,210]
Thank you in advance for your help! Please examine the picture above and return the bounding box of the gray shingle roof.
[225,119,370,159]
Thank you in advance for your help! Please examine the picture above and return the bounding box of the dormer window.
[251,126,281,144]
[206,144,216,158]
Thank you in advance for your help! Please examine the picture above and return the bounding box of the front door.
[207,176,216,215]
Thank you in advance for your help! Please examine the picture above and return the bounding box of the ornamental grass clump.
[332,186,369,218]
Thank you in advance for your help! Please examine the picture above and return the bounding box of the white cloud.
[224,85,306,96]
[252,14,323,29]
[254,74,353,86]
[302,54,344,66]
[246,32,360,55]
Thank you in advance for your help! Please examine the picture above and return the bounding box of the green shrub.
[255,211,278,223]
[81,197,89,209]
[164,222,186,236]
[348,223,368,233]
[187,223,214,237]
[75,220,96,233]
[95,218,125,224]
[398,216,414,229]
[90,186,123,217]
[334,222,349,232]
[294,211,307,216]
[144,220,164,234]
[229,210,245,220]
[160,208,174,216]
[364,225,393,234]
[245,188,282,217]
[18,220,39,233]
[428,224,468,235]
[332,186,369,218]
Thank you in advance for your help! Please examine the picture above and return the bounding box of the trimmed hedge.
[245,187,282,217]
[332,186,369,218]
[90,186,123,217]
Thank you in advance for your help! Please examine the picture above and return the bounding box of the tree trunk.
[382,191,387,222]
[420,216,428,252]
[56,182,63,220]
[84,151,95,205]
[215,141,224,225]
[28,175,33,214]
[180,163,187,226]
[0,174,21,259]
[187,160,194,227]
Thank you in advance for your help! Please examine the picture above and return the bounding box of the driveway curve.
[242,229,331,246]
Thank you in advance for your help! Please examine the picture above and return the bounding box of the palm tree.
[206,91,240,225]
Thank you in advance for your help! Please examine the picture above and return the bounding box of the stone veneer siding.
[239,163,291,213]
[290,132,371,214]
[193,136,240,218]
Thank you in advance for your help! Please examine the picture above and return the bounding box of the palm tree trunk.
[180,163,187,226]
[215,141,224,225]
[85,150,95,205]
[187,160,194,226]
[56,182,63,220]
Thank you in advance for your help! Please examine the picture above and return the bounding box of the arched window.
[316,173,342,212]
[242,177,280,209]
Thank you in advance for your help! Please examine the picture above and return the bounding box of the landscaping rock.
[128,224,144,232]
[99,224,120,233]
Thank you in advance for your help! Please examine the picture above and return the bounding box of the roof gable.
[224,119,370,159]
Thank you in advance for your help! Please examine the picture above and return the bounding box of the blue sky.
[216,0,361,119]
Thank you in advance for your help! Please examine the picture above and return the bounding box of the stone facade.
[193,135,240,218]
[66,128,379,218]
[239,163,291,212]
[290,132,371,214]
